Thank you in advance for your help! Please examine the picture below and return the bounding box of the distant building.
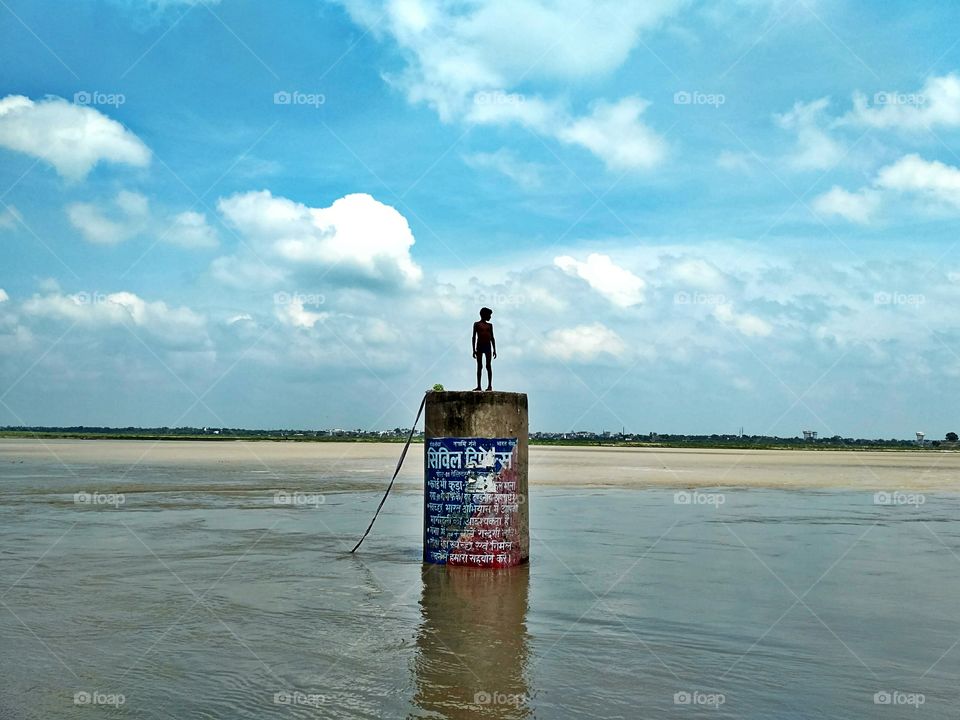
[802,430,817,440]
[916,431,925,445]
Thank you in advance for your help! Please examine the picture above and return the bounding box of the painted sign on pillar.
[424,437,523,567]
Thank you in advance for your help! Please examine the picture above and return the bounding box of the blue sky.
[2,0,960,437]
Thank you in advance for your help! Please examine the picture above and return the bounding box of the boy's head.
[479,307,493,321]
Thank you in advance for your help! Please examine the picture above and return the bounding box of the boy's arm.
[491,325,497,358]
[472,323,478,356]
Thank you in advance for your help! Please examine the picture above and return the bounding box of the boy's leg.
[485,350,493,390]
[475,353,482,390]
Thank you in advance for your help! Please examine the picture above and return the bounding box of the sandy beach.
[2,439,958,491]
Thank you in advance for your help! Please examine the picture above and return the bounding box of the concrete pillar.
[423,391,529,566]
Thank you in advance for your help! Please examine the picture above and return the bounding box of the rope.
[350,393,427,553]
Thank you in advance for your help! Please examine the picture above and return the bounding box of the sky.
[1,0,960,438]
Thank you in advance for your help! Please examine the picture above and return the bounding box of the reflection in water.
[412,564,531,719]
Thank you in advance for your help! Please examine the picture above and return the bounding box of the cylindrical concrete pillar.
[423,391,529,567]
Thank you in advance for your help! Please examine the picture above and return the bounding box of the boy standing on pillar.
[472,307,497,391]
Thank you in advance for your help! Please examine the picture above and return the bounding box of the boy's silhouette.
[472,307,496,391]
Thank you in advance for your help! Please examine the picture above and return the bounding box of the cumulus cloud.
[22,291,208,349]
[812,186,881,224]
[667,258,726,289]
[465,93,561,133]
[463,148,543,189]
[556,97,666,171]
[216,191,423,288]
[814,154,960,223]
[465,93,667,172]
[275,297,328,329]
[68,192,218,248]
[210,255,287,288]
[337,1,674,172]
[713,303,772,337]
[0,289,8,303]
[542,322,627,362]
[843,73,960,131]
[340,0,683,118]
[166,210,219,249]
[67,191,149,244]
[0,95,150,181]
[554,253,645,307]
[874,154,960,208]
[774,97,843,171]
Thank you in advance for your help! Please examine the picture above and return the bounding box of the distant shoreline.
[2,438,959,490]
[0,431,951,452]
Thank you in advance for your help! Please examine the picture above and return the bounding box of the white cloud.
[814,154,960,224]
[167,211,219,249]
[275,297,328,329]
[338,1,673,171]
[22,291,208,348]
[875,154,960,209]
[210,255,287,288]
[217,191,423,288]
[341,0,683,119]
[843,73,960,131]
[465,93,562,133]
[0,289,8,303]
[555,252,645,307]
[775,97,843,171]
[556,97,667,171]
[542,322,627,362]
[68,192,219,248]
[812,186,880,224]
[0,95,150,181]
[67,190,149,244]
[713,303,772,337]
[463,148,543,189]
[668,258,725,289]
[465,93,667,172]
